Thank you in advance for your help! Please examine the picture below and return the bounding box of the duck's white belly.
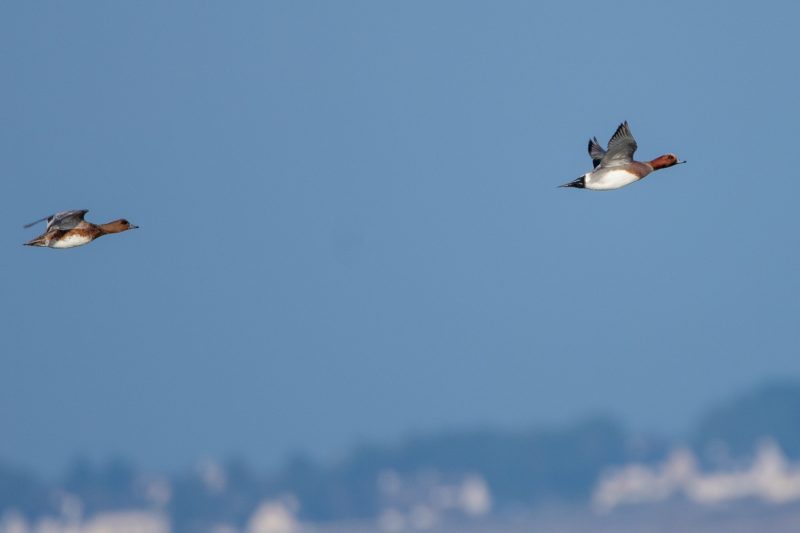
[585,169,640,191]
[50,233,94,248]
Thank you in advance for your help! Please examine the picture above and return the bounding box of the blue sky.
[2,1,800,473]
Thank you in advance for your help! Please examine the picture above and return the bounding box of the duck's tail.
[558,175,586,189]
[24,234,48,247]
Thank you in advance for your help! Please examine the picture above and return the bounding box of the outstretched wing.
[24,209,89,231]
[588,137,606,168]
[47,210,89,231]
[601,121,638,167]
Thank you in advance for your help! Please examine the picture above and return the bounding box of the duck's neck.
[97,222,125,234]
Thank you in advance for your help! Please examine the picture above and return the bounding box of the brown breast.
[628,161,654,179]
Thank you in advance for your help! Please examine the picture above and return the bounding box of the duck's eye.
[121,219,129,225]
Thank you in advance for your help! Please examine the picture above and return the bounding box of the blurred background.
[3,1,800,532]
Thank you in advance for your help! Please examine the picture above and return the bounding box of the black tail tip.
[559,176,586,189]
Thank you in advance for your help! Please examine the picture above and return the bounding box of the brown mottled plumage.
[24,211,138,249]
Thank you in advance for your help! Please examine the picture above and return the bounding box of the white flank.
[50,233,94,248]
[585,169,640,191]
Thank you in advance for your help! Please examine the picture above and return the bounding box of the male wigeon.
[23,209,138,249]
[560,121,685,190]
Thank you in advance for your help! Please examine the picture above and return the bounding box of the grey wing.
[588,137,606,168]
[46,209,89,231]
[23,210,81,229]
[601,121,638,167]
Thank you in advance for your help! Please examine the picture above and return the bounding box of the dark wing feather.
[588,137,606,168]
[23,216,50,229]
[601,121,638,166]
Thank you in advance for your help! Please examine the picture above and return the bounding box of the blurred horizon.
[3,375,798,478]
[5,377,800,531]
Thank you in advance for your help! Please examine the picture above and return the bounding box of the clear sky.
[2,1,800,474]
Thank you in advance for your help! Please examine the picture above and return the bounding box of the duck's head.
[102,219,139,233]
[650,153,686,170]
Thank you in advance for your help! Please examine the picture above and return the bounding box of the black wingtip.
[610,120,633,142]
[23,218,45,229]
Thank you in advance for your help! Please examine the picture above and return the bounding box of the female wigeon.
[560,121,685,190]
[24,209,138,249]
